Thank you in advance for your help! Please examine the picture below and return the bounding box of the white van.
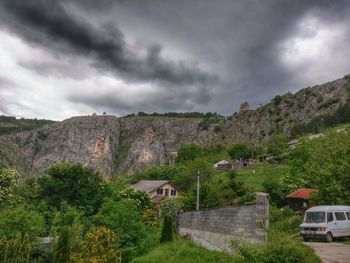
[300,206,350,242]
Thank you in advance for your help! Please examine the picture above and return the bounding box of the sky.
[0,0,350,120]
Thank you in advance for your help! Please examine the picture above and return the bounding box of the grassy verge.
[236,164,289,191]
[131,237,240,263]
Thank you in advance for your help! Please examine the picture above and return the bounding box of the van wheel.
[303,236,310,242]
[326,232,333,243]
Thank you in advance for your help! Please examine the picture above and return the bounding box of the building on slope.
[132,180,181,209]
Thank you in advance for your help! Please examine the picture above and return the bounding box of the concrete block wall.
[177,192,269,253]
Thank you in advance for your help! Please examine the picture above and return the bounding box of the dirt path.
[304,242,350,263]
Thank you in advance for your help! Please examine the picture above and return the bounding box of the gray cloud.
[0,0,350,118]
[0,0,217,87]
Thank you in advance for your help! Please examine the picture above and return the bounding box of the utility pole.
[196,170,200,211]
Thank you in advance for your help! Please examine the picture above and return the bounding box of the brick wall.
[177,192,269,253]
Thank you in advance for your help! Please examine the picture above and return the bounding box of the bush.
[70,226,121,263]
[0,234,32,263]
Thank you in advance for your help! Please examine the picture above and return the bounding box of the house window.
[335,212,346,221]
[171,189,177,196]
[157,188,163,195]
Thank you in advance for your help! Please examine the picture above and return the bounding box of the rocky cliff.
[0,74,349,178]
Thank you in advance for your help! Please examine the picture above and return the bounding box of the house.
[213,160,233,170]
[286,188,317,209]
[132,180,181,209]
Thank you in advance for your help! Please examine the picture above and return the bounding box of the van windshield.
[305,212,325,223]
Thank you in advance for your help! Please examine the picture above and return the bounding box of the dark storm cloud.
[1,0,350,117]
[0,0,217,87]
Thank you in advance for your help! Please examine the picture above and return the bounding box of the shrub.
[0,234,32,263]
[272,95,283,106]
[232,231,321,263]
[160,215,173,243]
[143,209,159,227]
[0,168,20,206]
[70,226,121,263]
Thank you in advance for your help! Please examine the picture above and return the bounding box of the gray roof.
[132,180,169,193]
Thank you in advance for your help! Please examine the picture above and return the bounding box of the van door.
[326,212,337,236]
[334,212,347,237]
[345,212,350,236]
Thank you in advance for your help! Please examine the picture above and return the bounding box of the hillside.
[0,74,349,178]
[0,115,55,136]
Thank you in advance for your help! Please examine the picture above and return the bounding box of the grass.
[131,237,241,263]
[236,163,289,192]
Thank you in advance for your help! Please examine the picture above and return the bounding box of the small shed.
[213,160,232,170]
[286,188,317,209]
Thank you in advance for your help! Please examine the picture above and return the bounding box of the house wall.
[149,182,179,199]
[177,193,269,254]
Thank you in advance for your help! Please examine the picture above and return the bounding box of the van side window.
[346,212,350,220]
[335,212,346,221]
[327,212,334,222]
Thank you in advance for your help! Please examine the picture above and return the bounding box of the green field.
[236,163,289,191]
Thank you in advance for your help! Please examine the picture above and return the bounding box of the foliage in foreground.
[232,230,320,263]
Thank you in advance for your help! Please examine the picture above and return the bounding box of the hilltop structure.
[239,101,250,113]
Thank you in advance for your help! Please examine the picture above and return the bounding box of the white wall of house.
[149,182,179,198]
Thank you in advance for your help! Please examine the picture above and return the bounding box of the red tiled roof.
[286,188,317,199]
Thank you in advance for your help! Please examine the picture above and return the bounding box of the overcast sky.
[0,0,350,120]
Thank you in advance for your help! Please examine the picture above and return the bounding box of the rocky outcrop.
[0,115,218,178]
[0,74,349,178]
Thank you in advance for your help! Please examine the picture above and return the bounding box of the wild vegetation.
[1,121,350,262]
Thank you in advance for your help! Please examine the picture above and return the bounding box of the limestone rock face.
[0,115,218,178]
[0,74,349,178]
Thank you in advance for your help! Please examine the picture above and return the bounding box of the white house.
[132,180,181,208]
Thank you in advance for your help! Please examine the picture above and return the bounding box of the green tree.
[228,143,251,160]
[0,168,20,206]
[37,163,107,215]
[107,186,152,211]
[160,197,183,218]
[288,131,350,205]
[93,199,145,260]
[51,205,86,235]
[0,206,45,242]
[176,144,203,163]
[267,134,288,157]
[160,215,173,243]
